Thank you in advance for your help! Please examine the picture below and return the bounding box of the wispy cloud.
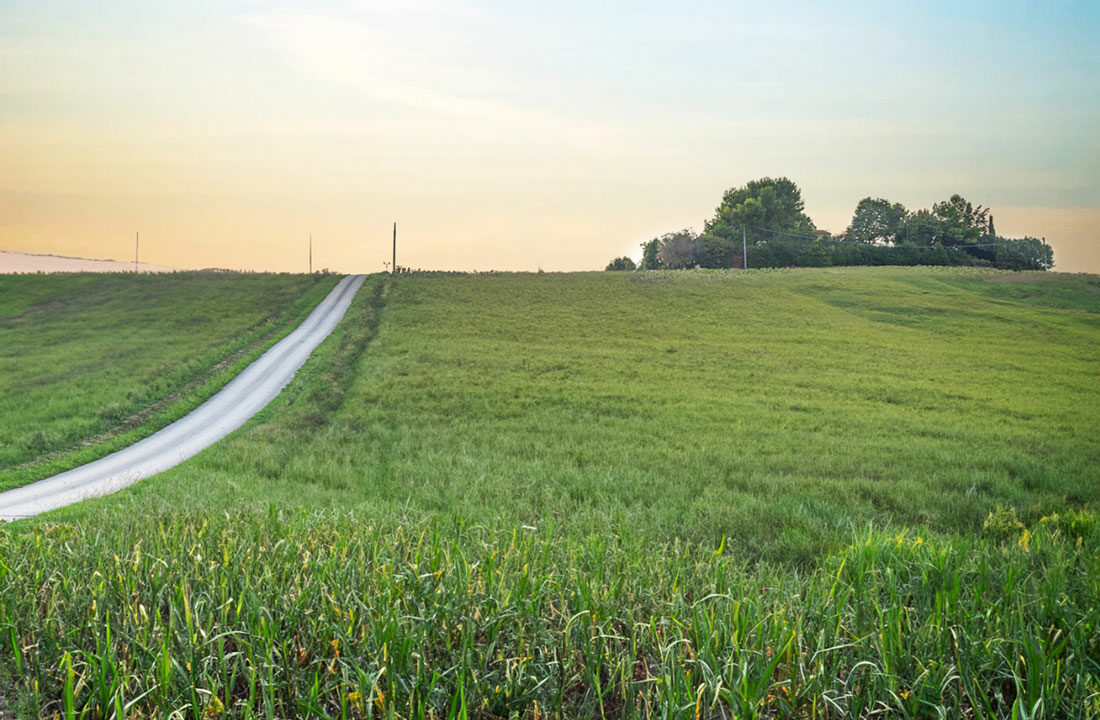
[238,6,639,153]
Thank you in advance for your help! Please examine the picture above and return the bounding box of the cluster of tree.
[605,256,636,271]
[606,178,1053,272]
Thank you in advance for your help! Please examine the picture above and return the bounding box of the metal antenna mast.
[392,222,397,275]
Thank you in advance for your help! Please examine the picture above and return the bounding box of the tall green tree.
[705,177,816,243]
[845,197,908,244]
[932,194,989,246]
[639,237,663,270]
[904,209,943,245]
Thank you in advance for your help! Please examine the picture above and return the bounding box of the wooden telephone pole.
[392,222,397,274]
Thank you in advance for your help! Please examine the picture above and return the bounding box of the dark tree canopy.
[995,236,1052,270]
[705,177,816,242]
[639,237,662,270]
[605,256,637,271]
[845,197,908,244]
[904,209,941,245]
[606,181,1053,272]
[694,234,740,268]
[932,194,989,246]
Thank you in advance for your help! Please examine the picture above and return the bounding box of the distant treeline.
[606,178,1053,272]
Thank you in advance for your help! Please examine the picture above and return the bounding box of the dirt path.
[0,274,367,521]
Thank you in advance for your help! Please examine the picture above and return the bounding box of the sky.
[1,0,1097,273]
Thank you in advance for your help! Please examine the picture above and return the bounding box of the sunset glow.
[2,1,1097,273]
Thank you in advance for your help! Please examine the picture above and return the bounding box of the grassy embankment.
[0,272,340,491]
[1,267,1098,718]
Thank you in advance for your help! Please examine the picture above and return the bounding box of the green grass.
[75,266,1100,559]
[0,271,339,490]
[1,267,1098,718]
[2,507,1097,719]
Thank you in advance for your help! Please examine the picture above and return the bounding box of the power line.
[939,242,1000,249]
[749,225,1000,249]
[750,226,821,241]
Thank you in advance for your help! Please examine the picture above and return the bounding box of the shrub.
[604,256,637,271]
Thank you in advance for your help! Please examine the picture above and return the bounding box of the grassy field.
[0,272,339,491]
[1,267,1098,718]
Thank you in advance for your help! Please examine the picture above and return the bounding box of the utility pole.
[309,234,312,274]
[392,222,397,275]
[135,231,139,273]
[742,226,747,269]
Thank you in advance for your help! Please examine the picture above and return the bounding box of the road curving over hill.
[0,274,367,521]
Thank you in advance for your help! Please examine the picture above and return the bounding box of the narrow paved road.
[0,274,367,521]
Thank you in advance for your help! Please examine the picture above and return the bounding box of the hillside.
[73,266,1100,555]
[0,272,339,490]
[2,267,1098,718]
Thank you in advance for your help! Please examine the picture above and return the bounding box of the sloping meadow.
[2,267,1098,717]
[0,272,340,491]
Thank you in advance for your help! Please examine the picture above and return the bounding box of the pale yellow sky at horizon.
[2,1,1097,274]
[3,197,1098,276]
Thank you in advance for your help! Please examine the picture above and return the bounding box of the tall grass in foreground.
[1,509,1096,718]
